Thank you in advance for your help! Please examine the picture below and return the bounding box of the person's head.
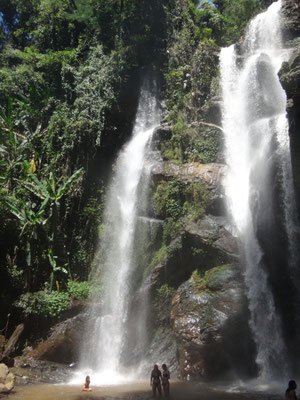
[86,376,90,383]
[162,364,167,370]
[154,364,158,370]
[288,380,297,390]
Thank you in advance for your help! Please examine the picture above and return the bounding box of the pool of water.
[9,381,285,400]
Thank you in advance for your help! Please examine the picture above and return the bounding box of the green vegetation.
[67,280,91,300]
[163,0,268,165]
[157,283,173,300]
[153,179,209,224]
[14,279,92,318]
[0,0,268,335]
[0,0,170,327]
[15,290,70,318]
[144,245,168,278]
[192,264,231,291]
[160,114,222,164]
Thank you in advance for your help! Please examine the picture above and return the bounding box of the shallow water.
[9,381,284,400]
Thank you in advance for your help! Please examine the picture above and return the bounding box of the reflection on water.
[11,382,149,400]
[10,381,284,400]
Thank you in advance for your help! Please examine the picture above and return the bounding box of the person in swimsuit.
[161,364,170,397]
[150,364,162,397]
[286,380,297,400]
[82,375,92,391]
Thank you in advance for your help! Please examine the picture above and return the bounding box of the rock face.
[280,45,300,217]
[152,161,227,215]
[152,162,226,187]
[141,140,261,380]
[170,266,257,380]
[281,0,300,39]
[150,216,238,293]
[280,0,300,217]
[147,216,257,379]
[0,363,15,393]
[26,313,86,364]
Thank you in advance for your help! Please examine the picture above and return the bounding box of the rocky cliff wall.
[280,0,300,217]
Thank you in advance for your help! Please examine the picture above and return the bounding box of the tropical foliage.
[0,0,268,327]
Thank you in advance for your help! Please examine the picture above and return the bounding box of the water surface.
[10,381,284,400]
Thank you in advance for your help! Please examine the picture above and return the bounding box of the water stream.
[220,0,296,380]
[77,72,160,384]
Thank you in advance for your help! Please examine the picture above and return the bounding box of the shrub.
[157,283,172,300]
[182,182,209,221]
[67,280,91,300]
[153,180,182,220]
[15,290,69,318]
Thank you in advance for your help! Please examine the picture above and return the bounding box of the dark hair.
[288,380,297,390]
[162,364,167,369]
[86,376,90,380]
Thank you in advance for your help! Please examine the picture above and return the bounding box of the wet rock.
[185,216,239,261]
[280,47,300,97]
[25,313,87,364]
[150,215,238,294]
[170,267,257,380]
[146,325,180,377]
[152,161,226,188]
[12,358,73,384]
[0,363,15,393]
[152,161,227,216]
[200,96,222,126]
[150,237,184,291]
[281,0,300,40]
[279,45,300,217]
[153,124,172,142]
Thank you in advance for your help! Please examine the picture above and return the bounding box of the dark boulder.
[26,313,87,364]
[170,266,257,380]
[281,0,300,40]
[279,45,300,217]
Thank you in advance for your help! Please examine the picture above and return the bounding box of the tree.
[22,168,83,249]
[5,196,48,291]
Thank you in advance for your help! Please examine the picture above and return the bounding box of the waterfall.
[220,0,296,380]
[78,72,160,384]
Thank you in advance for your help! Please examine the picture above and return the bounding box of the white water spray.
[220,0,295,379]
[77,73,160,385]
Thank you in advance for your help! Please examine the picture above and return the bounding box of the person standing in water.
[161,364,170,397]
[82,375,92,392]
[150,364,162,397]
[286,380,297,400]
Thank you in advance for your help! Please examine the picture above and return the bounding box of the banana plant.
[48,249,68,292]
[5,197,49,291]
[22,168,83,240]
[21,167,83,281]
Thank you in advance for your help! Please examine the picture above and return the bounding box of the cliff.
[1,0,300,383]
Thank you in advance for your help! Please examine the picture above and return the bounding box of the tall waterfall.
[220,0,297,380]
[79,73,160,384]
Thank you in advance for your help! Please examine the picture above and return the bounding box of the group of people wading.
[150,364,170,397]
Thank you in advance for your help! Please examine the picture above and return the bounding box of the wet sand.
[8,381,284,400]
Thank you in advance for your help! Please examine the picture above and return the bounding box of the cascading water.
[78,73,160,384]
[220,0,298,380]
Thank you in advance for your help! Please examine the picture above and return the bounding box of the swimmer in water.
[82,375,92,392]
